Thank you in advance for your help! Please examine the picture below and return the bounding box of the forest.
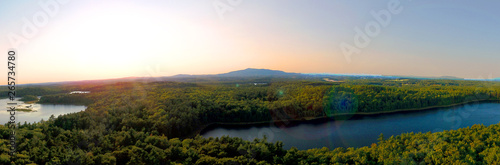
[2,78,500,164]
[19,95,38,102]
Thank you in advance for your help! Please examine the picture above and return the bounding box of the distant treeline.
[0,86,65,98]
[19,95,38,102]
[39,94,93,105]
[325,84,498,115]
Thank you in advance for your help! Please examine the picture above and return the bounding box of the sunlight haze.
[1,0,500,84]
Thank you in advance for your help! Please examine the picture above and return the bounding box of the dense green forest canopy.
[0,86,68,98]
[2,78,500,164]
[19,95,38,102]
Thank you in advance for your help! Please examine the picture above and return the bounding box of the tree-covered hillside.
[1,78,500,164]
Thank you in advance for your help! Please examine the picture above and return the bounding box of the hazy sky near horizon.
[1,0,500,84]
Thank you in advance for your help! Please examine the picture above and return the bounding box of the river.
[201,102,500,150]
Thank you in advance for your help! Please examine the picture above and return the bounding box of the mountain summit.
[217,68,299,77]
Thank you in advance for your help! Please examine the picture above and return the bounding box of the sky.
[1,0,500,84]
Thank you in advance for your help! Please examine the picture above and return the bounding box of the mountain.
[438,76,464,80]
[217,68,300,77]
[16,68,495,86]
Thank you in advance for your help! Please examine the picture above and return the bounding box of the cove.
[0,98,86,124]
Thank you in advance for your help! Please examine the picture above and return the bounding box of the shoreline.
[23,100,39,104]
[331,99,498,116]
[192,99,499,138]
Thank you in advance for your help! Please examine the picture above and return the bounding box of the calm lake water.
[201,102,500,150]
[1,98,86,124]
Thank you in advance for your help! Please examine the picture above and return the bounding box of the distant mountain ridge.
[11,68,500,86]
[217,68,300,77]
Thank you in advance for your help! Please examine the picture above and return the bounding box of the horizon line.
[2,68,499,86]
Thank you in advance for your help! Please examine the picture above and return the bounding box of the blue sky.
[1,0,500,84]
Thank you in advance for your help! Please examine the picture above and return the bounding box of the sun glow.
[62,7,194,65]
[27,3,219,80]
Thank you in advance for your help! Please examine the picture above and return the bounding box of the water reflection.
[202,102,500,150]
[1,98,86,124]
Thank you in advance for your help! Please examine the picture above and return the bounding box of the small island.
[10,95,40,112]
[10,104,37,112]
[16,108,35,112]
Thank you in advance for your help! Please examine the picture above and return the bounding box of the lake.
[1,98,86,125]
[201,102,500,150]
